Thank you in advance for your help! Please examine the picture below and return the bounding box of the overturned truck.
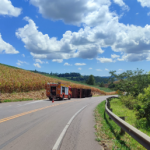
[45,82,92,100]
[71,88,92,98]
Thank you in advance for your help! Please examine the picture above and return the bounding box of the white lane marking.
[17,100,44,107]
[52,105,88,150]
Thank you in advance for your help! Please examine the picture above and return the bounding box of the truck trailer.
[45,82,72,101]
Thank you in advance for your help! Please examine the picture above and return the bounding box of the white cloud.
[118,69,122,71]
[33,63,41,68]
[16,17,103,60]
[147,12,150,16]
[0,34,19,54]
[118,53,149,62]
[117,58,124,61]
[96,57,113,63]
[64,62,72,66]
[111,54,120,58]
[75,63,86,66]
[16,1,150,63]
[22,54,25,57]
[89,68,92,69]
[16,60,28,66]
[96,69,102,71]
[113,0,129,10]
[16,62,21,66]
[35,59,44,64]
[52,59,63,63]
[136,13,139,15]
[105,68,109,71]
[46,61,49,64]
[0,0,22,17]
[30,0,111,26]
[78,68,82,70]
[137,0,150,7]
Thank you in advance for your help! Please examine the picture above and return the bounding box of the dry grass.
[0,90,104,102]
[0,64,117,95]
[0,90,47,102]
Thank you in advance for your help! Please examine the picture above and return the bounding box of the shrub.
[120,95,136,109]
[135,85,150,121]
[99,82,105,87]
[108,82,115,89]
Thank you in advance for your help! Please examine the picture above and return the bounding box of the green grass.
[95,100,146,150]
[110,99,137,127]
[110,98,148,149]
[1,98,33,103]
[110,98,150,136]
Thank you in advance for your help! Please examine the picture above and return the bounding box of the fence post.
[107,101,110,109]
[120,117,125,135]
[0,92,1,103]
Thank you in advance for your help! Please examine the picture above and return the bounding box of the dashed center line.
[0,99,86,124]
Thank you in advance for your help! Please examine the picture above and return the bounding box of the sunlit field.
[0,64,117,95]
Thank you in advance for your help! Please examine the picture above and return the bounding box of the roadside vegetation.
[110,98,150,137]
[95,68,150,149]
[95,101,146,150]
[108,69,150,123]
[0,89,47,103]
[0,63,116,102]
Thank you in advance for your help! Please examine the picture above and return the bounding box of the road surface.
[0,96,111,150]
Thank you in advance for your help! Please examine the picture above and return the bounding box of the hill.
[0,63,116,96]
[30,70,110,84]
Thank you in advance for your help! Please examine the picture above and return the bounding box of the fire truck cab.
[45,82,72,101]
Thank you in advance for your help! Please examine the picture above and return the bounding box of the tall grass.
[0,64,117,95]
[95,100,146,150]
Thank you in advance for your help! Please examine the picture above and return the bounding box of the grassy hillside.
[0,63,116,95]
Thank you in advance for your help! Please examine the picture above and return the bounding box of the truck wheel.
[68,95,71,100]
[62,95,64,100]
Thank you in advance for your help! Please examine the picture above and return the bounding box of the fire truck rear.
[45,82,72,100]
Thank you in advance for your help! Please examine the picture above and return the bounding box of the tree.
[99,82,105,87]
[87,75,95,85]
[109,69,150,97]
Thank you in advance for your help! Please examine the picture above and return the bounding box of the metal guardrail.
[105,97,150,149]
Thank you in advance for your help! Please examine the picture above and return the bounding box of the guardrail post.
[120,117,125,135]
[0,92,1,103]
[109,109,112,119]
[107,101,110,109]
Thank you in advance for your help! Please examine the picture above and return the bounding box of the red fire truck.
[45,82,72,100]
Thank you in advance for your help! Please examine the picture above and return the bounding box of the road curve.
[0,96,111,150]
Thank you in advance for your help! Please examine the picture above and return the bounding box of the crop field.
[0,64,117,95]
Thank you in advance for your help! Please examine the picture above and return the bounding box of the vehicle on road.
[45,82,72,100]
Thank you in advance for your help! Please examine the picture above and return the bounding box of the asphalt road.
[0,96,111,150]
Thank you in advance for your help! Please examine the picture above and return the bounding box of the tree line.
[31,70,109,85]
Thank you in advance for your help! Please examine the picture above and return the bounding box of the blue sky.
[0,0,150,76]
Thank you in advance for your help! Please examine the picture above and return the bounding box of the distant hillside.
[0,63,116,95]
[30,70,110,84]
